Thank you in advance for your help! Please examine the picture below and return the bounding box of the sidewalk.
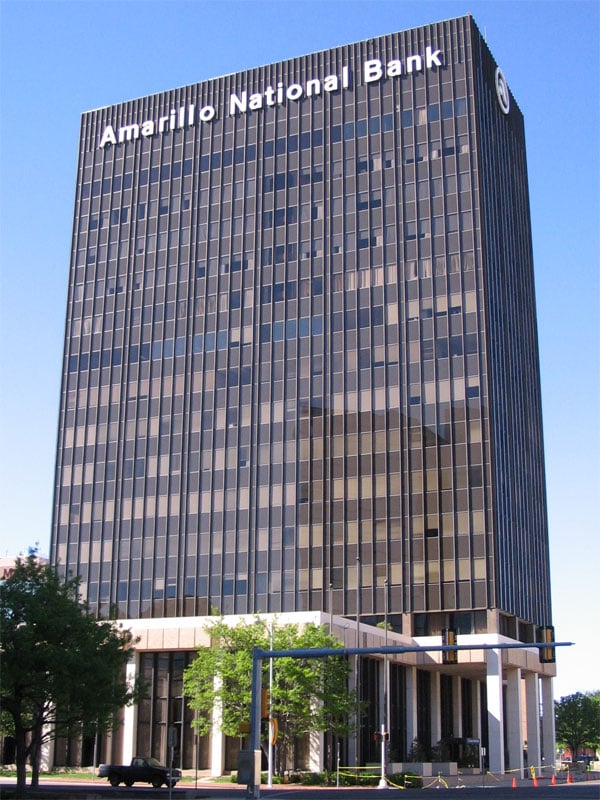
[186,768,600,793]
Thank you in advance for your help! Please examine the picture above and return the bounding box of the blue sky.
[0,0,598,700]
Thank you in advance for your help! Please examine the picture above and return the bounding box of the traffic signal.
[373,731,389,742]
[261,689,270,719]
[538,626,555,664]
[442,628,458,664]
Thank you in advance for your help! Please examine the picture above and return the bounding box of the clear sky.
[0,0,598,701]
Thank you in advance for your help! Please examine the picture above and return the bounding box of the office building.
[50,15,555,778]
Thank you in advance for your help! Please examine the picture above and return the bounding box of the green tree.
[555,691,600,761]
[0,554,141,797]
[269,623,355,775]
[183,615,267,739]
[183,617,356,776]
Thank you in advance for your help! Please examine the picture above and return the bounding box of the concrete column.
[40,730,54,771]
[452,675,463,738]
[525,673,541,775]
[310,730,324,772]
[506,667,523,778]
[540,677,555,771]
[210,728,225,778]
[122,654,138,763]
[486,649,504,774]
[210,681,225,777]
[405,666,418,758]
[471,680,482,740]
[430,671,442,749]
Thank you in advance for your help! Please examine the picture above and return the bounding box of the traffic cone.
[551,773,556,785]
[533,774,538,788]
[512,776,517,789]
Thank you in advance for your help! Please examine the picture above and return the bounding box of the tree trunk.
[30,733,41,788]
[14,722,28,798]
[568,738,581,763]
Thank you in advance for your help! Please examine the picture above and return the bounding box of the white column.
[122,654,138,763]
[506,667,523,778]
[471,680,482,741]
[210,681,225,777]
[210,728,225,778]
[540,677,555,771]
[430,672,441,749]
[309,730,323,772]
[452,675,463,738]
[40,729,54,771]
[525,673,541,775]
[405,666,418,758]
[486,649,504,774]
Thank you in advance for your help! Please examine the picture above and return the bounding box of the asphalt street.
[1,777,599,800]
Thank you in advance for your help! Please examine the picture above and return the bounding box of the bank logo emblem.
[495,67,510,115]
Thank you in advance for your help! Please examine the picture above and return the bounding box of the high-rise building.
[50,15,554,778]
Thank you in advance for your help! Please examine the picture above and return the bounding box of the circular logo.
[495,67,510,115]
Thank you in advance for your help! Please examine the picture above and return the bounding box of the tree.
[183,615,267,739]
[0,553,141,797]
[555,691,600,761]
[183,617,356,776]
[268,623,356,775]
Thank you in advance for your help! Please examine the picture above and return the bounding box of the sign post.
[167,726,177,800]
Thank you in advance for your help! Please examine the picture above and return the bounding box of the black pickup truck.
[98,756,182,788]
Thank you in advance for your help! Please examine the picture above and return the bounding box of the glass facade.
[51,16,551,638]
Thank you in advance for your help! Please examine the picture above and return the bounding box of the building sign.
[495,67,510,114]
[98,47,443,149]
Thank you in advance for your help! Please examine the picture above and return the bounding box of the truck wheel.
[124,777,134,787]
[109,775,120,786]
[151,778,162,788]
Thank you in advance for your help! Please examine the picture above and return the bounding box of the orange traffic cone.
[512,776,517,789]
[551,773,556,785]
[533,774,538,788]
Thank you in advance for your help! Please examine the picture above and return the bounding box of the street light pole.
[267,623,274,788]
[378,578,389,789]
[355,556,361,769]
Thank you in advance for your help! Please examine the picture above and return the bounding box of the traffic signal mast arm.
[248,638,573,794]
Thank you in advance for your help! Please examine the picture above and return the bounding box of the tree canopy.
[183,617,356,775]
[555,691,600,761]
[0,554,141,796]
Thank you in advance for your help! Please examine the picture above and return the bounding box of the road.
[1,777,599,800]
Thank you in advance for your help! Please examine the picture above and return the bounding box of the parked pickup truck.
[98,756,182,788]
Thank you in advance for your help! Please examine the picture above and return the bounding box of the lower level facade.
[43,611,555,779]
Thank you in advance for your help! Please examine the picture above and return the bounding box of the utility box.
[237,749,261,785]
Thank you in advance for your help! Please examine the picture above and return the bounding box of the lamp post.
[378,578,389,789]
[267,623,274,788]
[355,556,361,768]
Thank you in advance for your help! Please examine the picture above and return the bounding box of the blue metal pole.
[249,648,263,798]
[255,641,572,660]
[246,641,572,796]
